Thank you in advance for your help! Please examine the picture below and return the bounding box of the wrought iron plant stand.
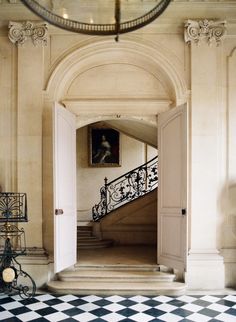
[0,192,36,299]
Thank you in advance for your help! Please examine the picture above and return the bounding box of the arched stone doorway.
[42,36,188,275]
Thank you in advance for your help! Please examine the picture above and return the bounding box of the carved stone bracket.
[184,19,226,46]
[8,21,48,46]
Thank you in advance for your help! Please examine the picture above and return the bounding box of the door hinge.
[181,208,186,216]
[55,208,64,215]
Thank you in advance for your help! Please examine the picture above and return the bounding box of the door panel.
[53,102,77,273]
[158,104,187,272]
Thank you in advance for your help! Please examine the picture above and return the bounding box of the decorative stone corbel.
[8,21,48,46]
[184,19,226,46]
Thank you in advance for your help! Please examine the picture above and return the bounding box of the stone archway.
[45,37,187,104]
[42,36,188,262]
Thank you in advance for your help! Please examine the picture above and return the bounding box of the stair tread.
[77,236,97,240]
[58,272,174,282]
[77,240,113,245]
[59,270,173,277]
[74,264,160,270]
[48,280,186,296]
[77,227,92,230]
[48,280,184,289]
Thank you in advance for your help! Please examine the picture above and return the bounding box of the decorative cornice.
[8,21,48,46]
[184,19,227,46]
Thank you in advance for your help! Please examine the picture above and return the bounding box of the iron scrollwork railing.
[0,193,36,298]
[92,156,158,221]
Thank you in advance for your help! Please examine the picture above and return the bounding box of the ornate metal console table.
[0,193,36,299]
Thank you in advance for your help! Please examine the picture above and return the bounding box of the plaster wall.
[99,189,157,246]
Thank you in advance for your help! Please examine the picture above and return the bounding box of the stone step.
[77,236,97,241]
[77,225,113,249]
[47,280,186,296]
[77,226,93,231]
[77,239,113,249]
[78,231,93,236]
[58,269,175,283]
[74,263,160,271]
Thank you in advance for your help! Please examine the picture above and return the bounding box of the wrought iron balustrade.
[0,193,36,299]
[92,156,158,221]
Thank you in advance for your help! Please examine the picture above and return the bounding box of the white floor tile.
[43,311,70,322]
[177,295,197,303]
[216,312,236,322]
[58,294,79,302]
[130,303,151,312]
[103,303,125,312]
[130,295,149,303]
[186,313,212,322]
[11,294,24,301]
[208,303,229,313]
[201,295,222,303]
[102,312,126,321]
[17,311,42,322]
[128,312,154,322]
[27,302,49,311]
[0,311,14,319]
[73,312,97,322]
[79,303,100,312]
[224,295,236,303]
[81,295,103,302]
[1,301,23,310]
[105,295,125,303]
[152,295,173,302]
[154,312,183,322]
[181,303,203,312]
[34,294,55,301]
[156,303,177,312]
[52,302,74,311]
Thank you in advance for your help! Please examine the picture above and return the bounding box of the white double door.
[53,102,188,274]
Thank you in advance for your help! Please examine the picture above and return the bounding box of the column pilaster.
[185,19,226,289]
[8,21,48,248]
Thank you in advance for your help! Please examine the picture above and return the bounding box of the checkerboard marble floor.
[0,293,236,322]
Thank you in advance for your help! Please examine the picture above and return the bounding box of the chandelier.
[20,0,172,41]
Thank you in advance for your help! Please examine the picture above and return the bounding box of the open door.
[158,104,187,272]
[53,102,77,273]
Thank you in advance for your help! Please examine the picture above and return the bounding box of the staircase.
[77,226,113,249]
[47,263,186,296]
[47,226,186,296]
[47,156,186,295]
[92,156,158,221]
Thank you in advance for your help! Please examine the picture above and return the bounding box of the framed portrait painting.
[89,126,121,167]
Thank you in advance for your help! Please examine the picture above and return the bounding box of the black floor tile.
[198,308,220,317]
[35,306,57,316]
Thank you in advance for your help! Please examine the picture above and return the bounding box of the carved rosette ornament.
[8,21,48,46]
[184,19,226,46]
